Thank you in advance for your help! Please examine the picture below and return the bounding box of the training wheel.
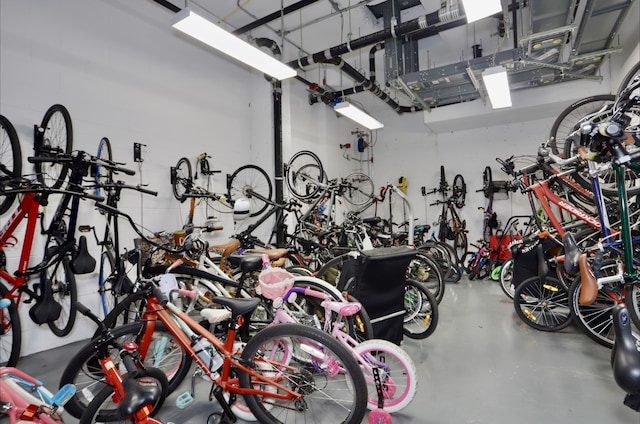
[368,408,393,424]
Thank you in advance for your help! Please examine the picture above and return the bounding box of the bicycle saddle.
[70,235,96,274]
[611,305,640,400]
[117,375,163,418]
[226,255,262,273]
[562,232,580,275]
[213,297,261,317]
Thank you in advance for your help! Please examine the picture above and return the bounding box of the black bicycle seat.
[117,376,163,417]
[611,305,640,396]
[562,232,580,275]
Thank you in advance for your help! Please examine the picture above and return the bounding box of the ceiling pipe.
[233,0,321,35]
[289,1,462,70]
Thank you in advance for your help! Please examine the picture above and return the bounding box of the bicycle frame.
[0,192,42,304]
[0,367,67,424]
[136,291,304,405]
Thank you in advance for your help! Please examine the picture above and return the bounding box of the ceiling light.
[334,102,384,130]
[461,0,502,23]
[482,66,512,109]
[172,8,297,81]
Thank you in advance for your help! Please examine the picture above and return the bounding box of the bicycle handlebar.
[98,182,158,197]
[28,151,136,175]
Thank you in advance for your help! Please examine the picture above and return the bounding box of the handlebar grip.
[136,186,158,196]
[121,355,139,378]
[152,286,169,306]
[28,155,72,164]
[304,288,330,300]
[84,193,105,202]
[516,163,540,176]
[114,166,136,176]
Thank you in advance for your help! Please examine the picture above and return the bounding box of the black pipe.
[369,43,384,83]
[290,9,446,70]
[512,0,518,49]
[233,0,321,35]
[150,0,180,13]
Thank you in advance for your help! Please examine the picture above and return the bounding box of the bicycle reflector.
[233,198,251,221]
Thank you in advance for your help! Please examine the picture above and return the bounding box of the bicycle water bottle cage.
[70,235,96,274]
[29,280,62,325]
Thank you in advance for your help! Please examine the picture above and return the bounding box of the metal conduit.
[232,0,321,35]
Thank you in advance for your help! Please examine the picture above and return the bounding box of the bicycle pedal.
[176,392,194,409]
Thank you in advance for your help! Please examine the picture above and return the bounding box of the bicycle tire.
[0,114,22,215]
[343,172,374,206]
[227,164,272,217]
[617,61,640,98]
[563,133,640,198]
[513,276,571,332]
[452,174,466,208]
[403,279,439,339]
[46,255,77,337]
[408,253,445,304]
[453,229,468,261]
[549,94,616,155]
[482,166,493,198]
[285,150,325,201]
[35,104,73,189]
[59,321,192,419]
[78,367,169,423]
[624,283,640,332]
[499,258,515,299]
[98,249,118,319]
[0,283,21,367]
[239,323,368,424]
[569,260,620,348]
[172,157,192,202]
[354,339,417,413]
[94,137,113,198]
[439,165,446,193]
[417,241,455,280]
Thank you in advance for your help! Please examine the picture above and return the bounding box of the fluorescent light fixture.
[461,0,502,23]
[482,66,512,109]
[334,102,384,130]
[172,8,297,81]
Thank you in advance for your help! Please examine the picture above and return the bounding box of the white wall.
[0,0,293,355]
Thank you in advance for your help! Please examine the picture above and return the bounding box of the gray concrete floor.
[10,276,640,423]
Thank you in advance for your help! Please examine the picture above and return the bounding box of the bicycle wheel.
[98,249,118,319]
[59,321,192,419]
[94,137,113,198]
[227,164,272,217]
[239,323,368,424]
[354,339,417,413]
[0,114,22,215]
[499,258,515,299]
[172,157,192,202]
[564,133,640,198]
[513,276,571,332]
[549,94,615,155]
[286,150,325,201]
[46,255,77,337]
[569,260,620,348]
[35,104,73,189]
[453,228,468,260]
[407,253,445,304]
[617,61,640,98]
[439,165,446,193]
[417,241,455,280]
[343,172,374,206]
[452,174,466,208]
[403,279,439,339]
[78,367,169,423]
[0,283,21,367]
[482,166,493,198]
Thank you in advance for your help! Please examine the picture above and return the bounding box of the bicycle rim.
[95,137,113,198]
[35,104,73,189]
[0,114,22,214]
[46,256,78,337]
[227,164,272,217]
[514,276,571,332]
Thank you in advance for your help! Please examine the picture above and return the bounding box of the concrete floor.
[8,276,640,424]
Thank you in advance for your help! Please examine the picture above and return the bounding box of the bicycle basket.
[257,267,294,300]
[135,232,174,266]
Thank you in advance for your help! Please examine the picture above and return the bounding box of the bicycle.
[32,104,73,190]
[74,301,169,424]
[428,166,468,259]
[66,263,369,423]
[0,152,134,366]
[257,273,417,417]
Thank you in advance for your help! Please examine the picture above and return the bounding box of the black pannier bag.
[338,246,416,345]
